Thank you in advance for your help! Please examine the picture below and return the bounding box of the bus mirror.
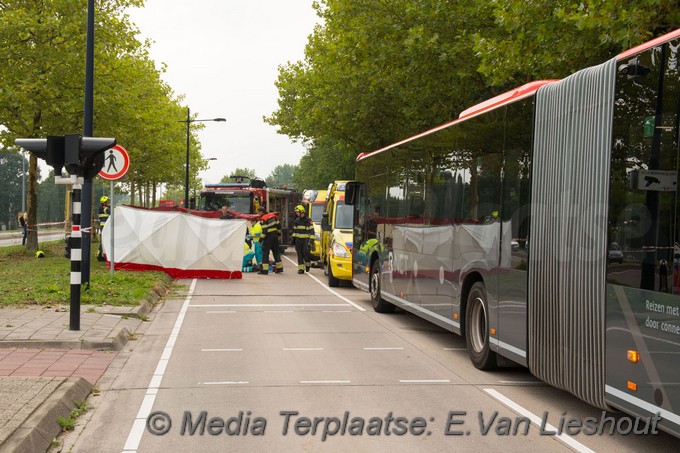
[321,212,331,231]
[345,182,358,205]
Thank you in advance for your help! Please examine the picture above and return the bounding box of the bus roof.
[617,28,680,60]
[357,80,558,162]
[357,28,680,163]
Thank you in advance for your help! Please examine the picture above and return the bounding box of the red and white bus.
[347,29,680,437]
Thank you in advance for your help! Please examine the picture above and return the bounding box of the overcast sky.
[126,1,320,184]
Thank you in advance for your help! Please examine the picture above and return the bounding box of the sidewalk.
[0,298,161,452]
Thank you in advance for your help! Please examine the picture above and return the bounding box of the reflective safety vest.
[99,205,110,227]
[292,215,314,239]
[260,212,280,238]
[249,221,263,242]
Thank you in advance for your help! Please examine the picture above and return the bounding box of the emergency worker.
[258,207,283,274]
[97,196,110,261]
[292,204,314,274]
[247,217,263,270]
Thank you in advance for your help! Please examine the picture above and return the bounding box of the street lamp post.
[21,150,25,213]
[192,157,217,206]
[181,107,226,208]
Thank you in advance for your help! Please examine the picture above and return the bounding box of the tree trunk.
[26,155,39,252]
[152,181,157,207]
[130,180,136,206]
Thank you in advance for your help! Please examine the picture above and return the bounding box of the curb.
[1,377,91,453]
[0,281,170,352]
[0,327,132,352]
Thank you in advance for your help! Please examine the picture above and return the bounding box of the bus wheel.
[465,282,496,370]
[370,260,395,313]
[328,265,340,287]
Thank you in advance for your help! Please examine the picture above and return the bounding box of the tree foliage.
[0,149,29,229]
[220,168,258,183]
[474,0,680,85]
[0,0,199,248]
[266,164,297,189]
[292,141,354,190]
[267,0,680,187]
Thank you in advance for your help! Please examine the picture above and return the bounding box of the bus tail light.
[627,381,637,391]
[627,350,640,363]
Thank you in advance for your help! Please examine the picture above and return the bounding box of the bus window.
[608,37,680,293]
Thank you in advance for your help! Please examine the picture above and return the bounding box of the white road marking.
[283,255,367,312]
[484,388,595,453]
[363,347,404,350]
[123,279,196,453]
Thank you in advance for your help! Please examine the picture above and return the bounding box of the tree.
[474,0,680,86]
[266,164,297,189]
[220,168,259,183]
[292,141,354,190]
[0,0,146,250]
[268,0,680,179]
[0,0,195,248]
[266,0,494,156]
[37,170,68,224]
[0,149,28,230]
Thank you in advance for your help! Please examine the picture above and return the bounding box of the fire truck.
[197,176,299,250]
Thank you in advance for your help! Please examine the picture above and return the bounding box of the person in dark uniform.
[258,207,283,274]
[97,196,110,261]
[18,212,27,246]
[292,204,314,274]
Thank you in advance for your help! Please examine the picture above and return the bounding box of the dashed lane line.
[283,255,367,312]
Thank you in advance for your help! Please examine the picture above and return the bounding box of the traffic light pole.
[15,135,115,331]
[80,0,96,288]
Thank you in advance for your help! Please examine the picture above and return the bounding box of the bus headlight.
[332,241,350,258]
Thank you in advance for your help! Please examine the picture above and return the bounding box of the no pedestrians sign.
[99,144,130,180]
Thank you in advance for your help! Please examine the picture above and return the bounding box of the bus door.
[347,182,370,289]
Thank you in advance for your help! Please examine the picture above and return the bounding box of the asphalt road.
[63,252,678,452]
[0,231,65,247]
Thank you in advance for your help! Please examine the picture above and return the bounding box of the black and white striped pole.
[69,178,84,330]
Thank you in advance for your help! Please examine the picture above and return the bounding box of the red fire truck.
[197,177,299,250]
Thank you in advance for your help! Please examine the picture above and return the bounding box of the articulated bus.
[346,29,680,437]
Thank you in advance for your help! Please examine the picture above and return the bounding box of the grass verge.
[0,239,173,307]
